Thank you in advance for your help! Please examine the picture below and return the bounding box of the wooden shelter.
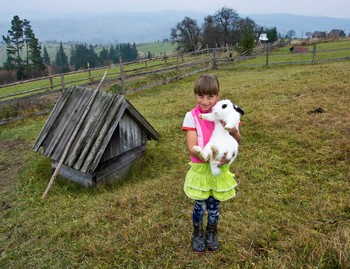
[33,86,159,186]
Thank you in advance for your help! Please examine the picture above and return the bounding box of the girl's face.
[195,94,219,112]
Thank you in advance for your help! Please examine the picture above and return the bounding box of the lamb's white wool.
[193,99,242,175]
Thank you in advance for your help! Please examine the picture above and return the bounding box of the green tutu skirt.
[184,162,237,201]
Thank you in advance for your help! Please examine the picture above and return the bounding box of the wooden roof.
[33,86,159,173]
[328,29,346,37]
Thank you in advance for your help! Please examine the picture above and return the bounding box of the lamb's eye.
[222,104,227,109]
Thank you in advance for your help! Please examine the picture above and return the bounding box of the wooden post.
[87,62,92,84]
[312,44,316,64]
[212,50,217,69]
[60,73,65,91]
[41,72,107,199]
[48,66,54,90]
[176,54,180,81]
[119,56,125,94]
[265,44,270,67]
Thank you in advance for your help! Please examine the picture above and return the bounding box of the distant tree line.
[1,15,139,83]
[51,42,138,73]
[170,7,278,54]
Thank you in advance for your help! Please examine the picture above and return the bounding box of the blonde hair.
[194,74,220,96]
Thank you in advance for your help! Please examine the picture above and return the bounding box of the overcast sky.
[3,0,350,19]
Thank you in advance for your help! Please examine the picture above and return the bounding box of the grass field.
[0,60,349,268]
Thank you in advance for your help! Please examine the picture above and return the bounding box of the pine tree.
[87,45,99,68]
[55,42,69,73]
[99,47,109,65]
[2,15,25,79]
[29,36,45,75]
[2,15,45,79]
[43,46,51,65]
[23,19,33,68]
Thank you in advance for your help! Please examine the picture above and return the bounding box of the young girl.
[182,74,241,254]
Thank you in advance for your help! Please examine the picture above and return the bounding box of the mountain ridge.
[0,11,349,44]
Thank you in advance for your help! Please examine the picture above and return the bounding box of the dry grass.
[0,61,349,268]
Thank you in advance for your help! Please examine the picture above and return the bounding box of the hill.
[0,10,349,44]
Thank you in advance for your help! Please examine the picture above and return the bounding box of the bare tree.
[170,17,201,53]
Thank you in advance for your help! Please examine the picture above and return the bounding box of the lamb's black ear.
[234,104,245,115]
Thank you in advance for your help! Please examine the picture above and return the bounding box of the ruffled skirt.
[184,162,237,201]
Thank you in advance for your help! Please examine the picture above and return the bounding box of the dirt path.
[0,139,28,193]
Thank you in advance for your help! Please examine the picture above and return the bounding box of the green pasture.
[0,58,349,268]
[1,40,349,101]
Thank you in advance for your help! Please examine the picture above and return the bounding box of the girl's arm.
[229,128,241,144]
[220,120,241,144]
[186,130,202,159]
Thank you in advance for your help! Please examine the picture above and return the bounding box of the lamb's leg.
[193,146,210,161]
[226,150,237,165]
[199,113,216,122]
[210,161,221,176]
[224,119,238,130]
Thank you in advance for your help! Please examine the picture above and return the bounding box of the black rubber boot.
[192,222,206,254]
[206,222,219,252]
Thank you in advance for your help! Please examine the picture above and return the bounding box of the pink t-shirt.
[182,106,215,163]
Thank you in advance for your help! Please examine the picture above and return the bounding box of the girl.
[182,74,241,254]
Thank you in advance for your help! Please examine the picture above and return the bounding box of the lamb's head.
[213,99,244,119]
[199,99,244,128]
[208,99,244,129]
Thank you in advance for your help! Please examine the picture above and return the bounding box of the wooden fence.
[0,42,349,125]
[2,43,350,102]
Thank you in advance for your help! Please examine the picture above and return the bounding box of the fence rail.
[1,42,349,103]
[0,44,350,101]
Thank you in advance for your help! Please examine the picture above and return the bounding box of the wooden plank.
[95,144,146,182]
[80,95,127,173]
[51,161,96,187]
[33,86,75,151]
[43,87,94,160]
[65,91,115,168]
[125,101,160,140]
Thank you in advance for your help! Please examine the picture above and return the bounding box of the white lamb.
[193,99,244,175]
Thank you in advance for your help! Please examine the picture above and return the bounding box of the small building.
[259,33,268,43]
[312,31,327,39]
[328,29,346,39]
[289,46,309,54]
[33,86,159,187]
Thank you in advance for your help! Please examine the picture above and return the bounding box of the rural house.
[328,29,346,39]
[33,86,159,187]
[312,31,327,39]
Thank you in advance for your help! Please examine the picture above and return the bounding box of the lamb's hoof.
[211,168,221,176]
[199,114,204,119]
[193,146,202,153]
[210,145,219,159]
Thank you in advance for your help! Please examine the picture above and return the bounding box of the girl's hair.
[194,74,220,95]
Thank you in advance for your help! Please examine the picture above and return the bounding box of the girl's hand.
[220,121,241,144]
[219,153,229,166]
